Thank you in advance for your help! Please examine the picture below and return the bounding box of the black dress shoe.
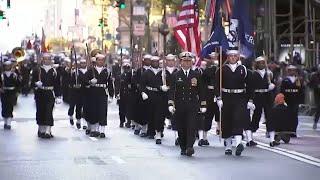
[281,134,291,143]
[186,147,195,157]
[83,126,87,130]
[156,139,161,145]
[76,123,81,129]
[180,150,187,156]
[100,133,106,138]
[50,133,54,138]
[85,129,91,135]
[175,138,179,146]
[6,125,11,130]
[289,133,297,138]
[203,139,210,146]
[235,144,244,156]
[139,133,148,137]
[270,141,280,147]
[125,122,131,128]
[43,133,51,139]
[161,132,164,138]
[225,149,232,155]
[198,139,204,146]
[246,140,257,147]
[134,130,140,135]
[90,131,100,137]
[131,125,135,130]
[119,123,124,128]
[70,119,74,126]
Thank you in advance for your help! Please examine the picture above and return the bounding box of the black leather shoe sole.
[235,144,244,156]
[186,148,195,157]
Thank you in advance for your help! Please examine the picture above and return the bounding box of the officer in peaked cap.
[168,51,206,156]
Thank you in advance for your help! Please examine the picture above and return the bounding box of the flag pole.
[219,46,223,142]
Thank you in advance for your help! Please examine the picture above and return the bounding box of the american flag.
[174,0,201,65]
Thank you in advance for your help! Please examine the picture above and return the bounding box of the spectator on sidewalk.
[309,65,320,130]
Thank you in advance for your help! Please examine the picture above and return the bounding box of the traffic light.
[115,0,126,9]
[98,18,103,27]
[0,10,6,20]
[7,0,11,8]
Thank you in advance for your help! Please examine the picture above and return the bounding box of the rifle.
[85,43,96,79]
[162,56,167,86]
[72,45,78,86]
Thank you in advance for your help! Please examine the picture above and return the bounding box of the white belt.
[207,85,214,90]
[3,87,15,90]
[255,89,269,93]
[222,88,246,93]
[92,84,107,88]
[285,89,298,93]
[146,86,159,92]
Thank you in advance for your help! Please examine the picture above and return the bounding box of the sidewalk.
[253,116,320,159]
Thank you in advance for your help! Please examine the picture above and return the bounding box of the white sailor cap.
[287,65,297,70]
[209,52,219,58]
[79,58,87,63]
[42,53,51,58]
[179,51,194,60]
[3,60,12,66]
[143,54,152,60]
[64,57,71,63]
[1,56,9,61]
[95,53,105,59]
[255,56,266,62]
[91,57,96,62]
[165,54,176,61]
[151,56,160,61]
[226,50,239,55]
[122,59,131,66]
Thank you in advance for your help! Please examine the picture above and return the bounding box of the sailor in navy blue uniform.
[280,65,304,137]
[140,56,170,144]
[0,58,21,130]
[198,52,220,146]
[68,57,88,129]
[31,53,62,139]
[132,54,152,137]
[215,50,255,156]
[85,54,114,138]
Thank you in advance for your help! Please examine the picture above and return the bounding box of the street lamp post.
[159,5,169,55]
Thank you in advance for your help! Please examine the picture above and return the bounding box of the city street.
[0,95,319,180]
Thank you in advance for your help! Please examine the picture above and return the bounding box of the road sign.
[133,23,145,36]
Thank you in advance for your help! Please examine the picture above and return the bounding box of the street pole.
[272,0,277,61]
[101,4,104,52]
[130,0,133,57]
[305,0,309,67]
[290,0,294,64]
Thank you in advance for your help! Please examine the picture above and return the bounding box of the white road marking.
[257,144,320,167]
[111,156,126,164]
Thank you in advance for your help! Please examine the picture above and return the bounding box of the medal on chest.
[191,78,197,86]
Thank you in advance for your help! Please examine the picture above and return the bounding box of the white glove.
[90,78,97,85]
[108,97,113,103]
[168,106,175,114]
[35,81,43,88]
[141,92,148,100]
[217,99,223,109]
[268,83,275,91]
[116,95,120,100]
[55,97,62,104]
[160,85,169,92]
[200,108,207,113]
[247,101,256,110]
